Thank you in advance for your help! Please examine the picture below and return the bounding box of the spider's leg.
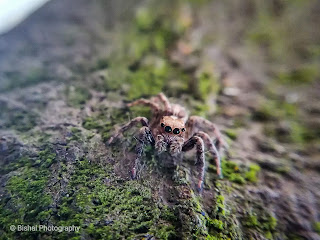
[182,136,205,192]
[155,92,172,112]
[132,126,155,179]
[127,99,161,112]
[194,131,222,178]
[108,117,149,145]
[186,116,227,151]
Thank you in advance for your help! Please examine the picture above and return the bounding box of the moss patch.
[66,86,92,107]
[82,107,130,142]
[244,211,277,239]
[252,99,297,122]
[276,65,319,85]
[0,103,38,132]
[204,184,243,240]
[52,157,179,240]
[0,145,56,239]
[219,161,260,185]
[313,222,320,234]
[0,67,51,93]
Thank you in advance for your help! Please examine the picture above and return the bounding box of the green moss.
[204,185,243,239]
[287,234,304,240]
[264,120,318,145]
[266,216,277,231]
[126,67,167,100]
[277,65,319,85]
[0,146,56,239]
[91,0,194,101]
[191,102,210,118]
[196,72,220,101]
[244,210,277,239]
[135,7,157,31]
[0,67,50,92]
[66,85,92,107]
[245,164,261,183]
[152,225,178,240]
[0,103,38,132]
[221,161,260,185]
[0,156,32,175]
[229,173,246,184]
[275,165,291,174]
[252,99,297,122]
[245,214,259,227]
[221,161,245,185]
[206,235,219,240]
[91,58,109,71]
[224,129,238,140]
[50,157,179,239]
[207,219,224,231]
[82,107,130,142]
[68,127,82,142]
[313,222,320,234]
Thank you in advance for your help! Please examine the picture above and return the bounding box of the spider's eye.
[164,126,172,133]
[181,128,185,132]
[173,128,180,134]
[161,123,165,127]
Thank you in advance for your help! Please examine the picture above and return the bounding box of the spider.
[108,93,226,191]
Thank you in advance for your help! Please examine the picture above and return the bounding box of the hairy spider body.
[108,93,225,191]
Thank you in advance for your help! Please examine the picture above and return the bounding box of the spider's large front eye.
[161,123,165,127]
[173,128,180,134]
[164,126,172,133]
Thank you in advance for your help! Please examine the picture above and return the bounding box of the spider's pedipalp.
[182,136,205,191]
[108,117,149,145]
[194,131,222,178]
[155,135,167,153]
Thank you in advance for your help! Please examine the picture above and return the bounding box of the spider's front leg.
[186,116,227,151]
[107,117,149,145]
[194,131,222,178]
[132,126,155,179]
[182,136,205,192]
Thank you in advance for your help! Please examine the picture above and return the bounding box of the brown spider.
[108,93,226,191]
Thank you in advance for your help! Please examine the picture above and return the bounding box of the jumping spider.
[108,93,226,191]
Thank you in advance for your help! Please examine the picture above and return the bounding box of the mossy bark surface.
[0,0,320,240]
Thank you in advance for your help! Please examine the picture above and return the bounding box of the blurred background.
[0,0,319,239]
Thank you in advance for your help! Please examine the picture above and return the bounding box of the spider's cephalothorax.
[108,93,226,191]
